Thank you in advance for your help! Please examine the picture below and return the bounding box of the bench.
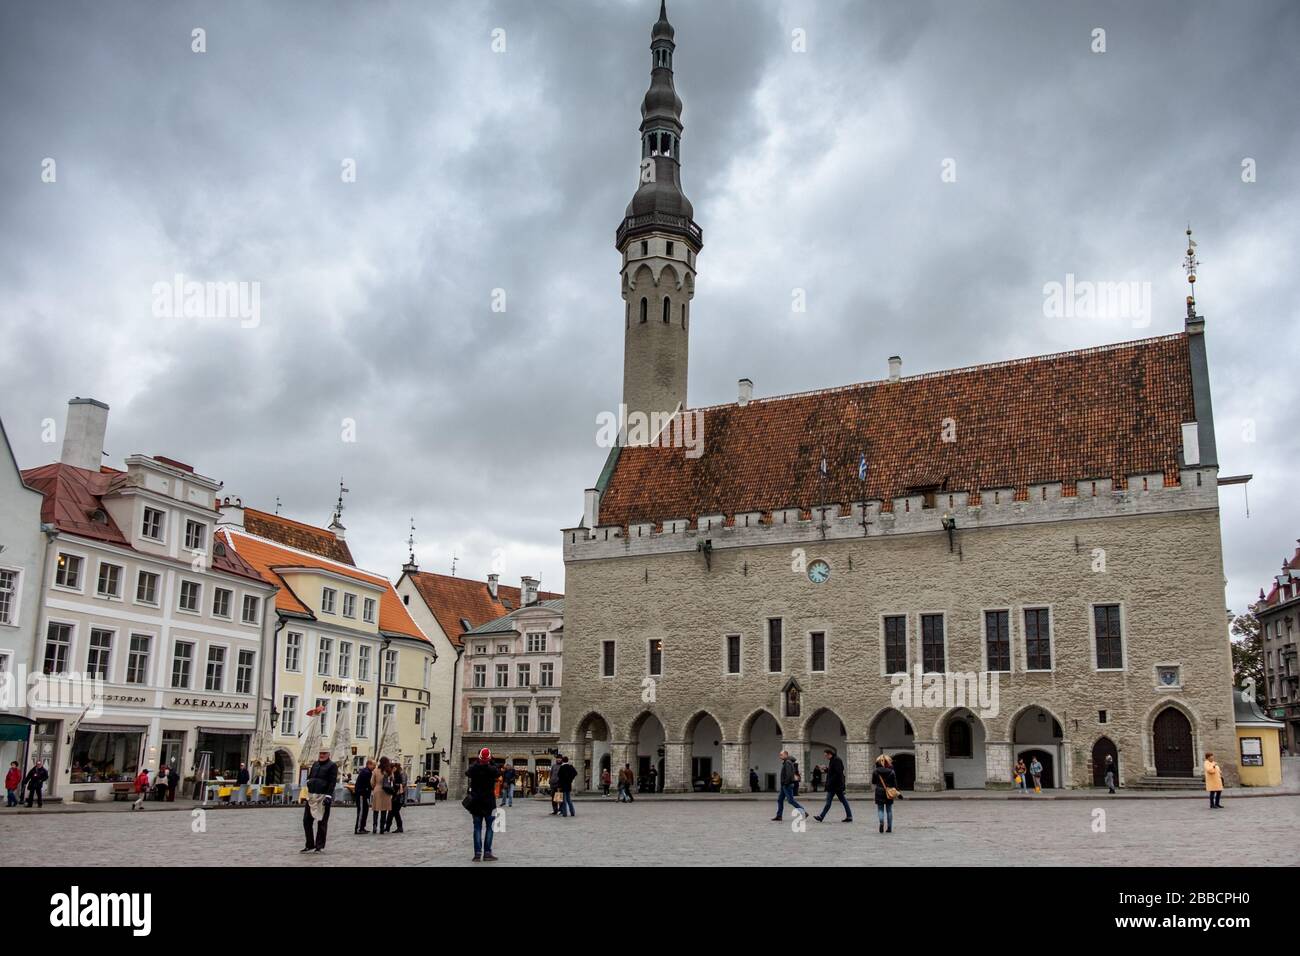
[111,782,133,801]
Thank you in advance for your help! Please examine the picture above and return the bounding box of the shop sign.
[171,696,251,710]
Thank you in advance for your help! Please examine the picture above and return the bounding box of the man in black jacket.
[23,761,48,808]
[302,747,338,853]
[556,756,578,817]
[771,751,805,821]
[354,759,373,833]
[165,765,179,802]
[813,747,853,823]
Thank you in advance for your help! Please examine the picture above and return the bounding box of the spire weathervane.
[331,478,349,526]
[1183,226,1199,320]
[407,517,416,565]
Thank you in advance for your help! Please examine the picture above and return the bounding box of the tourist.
[814,747,852,823]
[1204,752,1224,809]
[749,767,760,793]
[132,766,150,810]
[436,776,448,802]
[235,762,250,804]
[354,759,374,833]
[503,764,517,806]
[1029,756,1043,793]
[811,764,823,792]
[1103,755,1117,794]
[302,746,338,853]
[165,765,179,802]
[550,758,564,815]
[390,763,406,834]
[371,757,394,834]
[465,747,499,862]
[23,760,48,808]
[556,754,578,817]
[709,770,722,792]
[872,755,898,833]
[771,750,805,821]
[6,761,21,807]
[617,763,635,802]
[1014,758,1028,793]
[599,766,611,796]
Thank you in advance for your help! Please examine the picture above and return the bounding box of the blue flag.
[858,453,868,481]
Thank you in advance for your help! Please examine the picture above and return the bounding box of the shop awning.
[196,726,251,736]
[0,714,36,742]
[75,724,147,734]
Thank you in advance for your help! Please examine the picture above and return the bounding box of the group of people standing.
[130,764,180,808]
[5,760,49,808]
[770,748,901,833]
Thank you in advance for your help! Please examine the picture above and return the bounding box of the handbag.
[461,792,475,812]
[885,786,901,800]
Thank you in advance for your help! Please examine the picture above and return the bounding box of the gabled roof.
[220,527,426,642]
[463,599,565,636]
[21,461,266,583]
[403,571,563,647]
[1258,543,1300,609]
[242,507,355,565]
[597,333,1197,527]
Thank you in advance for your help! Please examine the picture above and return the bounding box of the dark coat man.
[23,763,48,808]
[354,764,373,833]
[302,750,339,852]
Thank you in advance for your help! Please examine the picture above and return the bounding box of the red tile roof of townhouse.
[20,462,267,584]
[596,333,1197,528]
[404,571,562,647]
[242,507,355,565]
[219,527,426,642]
[1259,543,1300,608]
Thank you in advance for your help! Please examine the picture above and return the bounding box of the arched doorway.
[1091,737,1119,787]
[742,710,783,792]
[804,708,848,790]
[574,712,611,792]
[869,708,915,791]
[940,709,986,789]
[1153,707,1194,777]
[1020,749,1055,789]
[686,712,723,791]
[891,754,916,791]
[630,712,665,792]
[266,749,292,785]
[1012,706,1064,788]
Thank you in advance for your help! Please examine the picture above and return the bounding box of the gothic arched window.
[639,297,647,324]
[662,296,671,323]
[946,718,972,758]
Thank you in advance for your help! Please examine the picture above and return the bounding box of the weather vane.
[450,554,458,577]
[274,496,281,515]
[332,478,349,525]
[1183,226,1199,319]
[407,517,416,565]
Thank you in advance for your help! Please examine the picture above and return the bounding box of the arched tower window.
[681,302,687,329]
[662,296,671,323]
[639,297,648,324]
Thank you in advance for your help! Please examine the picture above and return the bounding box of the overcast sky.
[2,0,1296,615]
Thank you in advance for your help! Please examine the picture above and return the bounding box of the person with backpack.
[813,747,852,823]
[771,750,805,821]
[465,747,499,862]
[872,754,898,833]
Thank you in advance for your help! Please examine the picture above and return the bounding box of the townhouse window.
[235,649,255,694]
[476,644,487,656]
[0,569,17,625]
[768,619,783,672]
[178,580,201,613]
[362,597,376,624]
[921,614,945,672]
[985,610,1011,672]
[126,634,151,685]
[495,663,509,688]
[285,631,302,671]
[212,587,232,619]
[96,563,122,598]
[515,705,529,733]
[810,632,826,673]
[493,705,508,733]
[357,645,372,681]
[383,649,398,684]
[87,628,113,680]
[321,588,337,614]
[184,519,206,552]
[171,641,194,688]
[1025,608,1052,670]
[317,637,333,676]
[316,698,330,736]
[726,634,741,674]
[527,632,547,653]
[473,664,487,688]
[55,552,83,589]
[205,646,226,691]
[241,594,260,625]
[883,615,907,674]
[43,622,72,675]
[141,508,165,541]
[355,702,369,738]
[281,696,298,735]
[342,593,356,619]
[338,642,352,679]
[1094,604,1124,670]
[135,570,159,605]
[648,639,663,677]
[414,706,422,727]
[537,705,553,733]
[602,641,616,678]
[518,663,532,686]
[470,706,485,733]
[539,662,554,687]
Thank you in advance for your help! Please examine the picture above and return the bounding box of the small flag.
[858,453,868,481]
[819,455,827,477]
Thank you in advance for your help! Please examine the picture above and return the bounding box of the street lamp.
[941,512,957,552]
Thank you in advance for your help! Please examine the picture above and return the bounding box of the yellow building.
[1234,690,1285,787]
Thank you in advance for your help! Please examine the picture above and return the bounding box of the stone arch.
[655,262,682,289]
[629,262,655,291]
[628,710,667,792]
[683,710,724,791]
[1009,705,1066,788]
[1090,735,1120,787]
[1145,697,1201,778]
[572,711,612,793]
[739,708,784,793]
[937,707,988,790]
[867,707,917,790]
[569,710,611,745]
[1004,703,1067,742]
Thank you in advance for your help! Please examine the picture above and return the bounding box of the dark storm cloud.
[1,0,1296,612]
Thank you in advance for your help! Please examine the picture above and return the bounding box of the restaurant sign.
[171,696,251,710]
[321,682,365,696]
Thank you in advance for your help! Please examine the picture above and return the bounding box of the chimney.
[327,516,346,541]
[520,575,539,607]
[486,573,499,600]
[60,397,109,471]
[583,488,600,528]
[737,378,753,407]
[216,496,245,529]
[887,356,902,382]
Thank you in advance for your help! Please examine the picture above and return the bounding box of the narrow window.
[767,619,783,672]
[921,614,945,672]
[1094,605,1123,669]
[602,641,615,677]
[666,241,674,256]
[662,296,670,323]
[648,639,663,677]
[639,297,648,323]
[1025,608,1052,670]
[810,632,826,672]
[985,610,1011,672]
[681,302,687,329]
[883,616,907,674]
[726,634,741,674]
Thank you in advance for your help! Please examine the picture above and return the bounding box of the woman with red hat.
[465,747,499,862]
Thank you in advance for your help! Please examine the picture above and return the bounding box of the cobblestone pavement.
[2,791,1297,866]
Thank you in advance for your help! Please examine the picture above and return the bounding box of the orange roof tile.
[404,572,562,647]
[243,508,355,565]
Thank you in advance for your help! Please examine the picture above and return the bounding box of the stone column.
[610,741,632,779]
[846,740,872,791]
[661,741,689,793]
[985,739,1013,789]
[913,740,944,791]
[721,742,745,792]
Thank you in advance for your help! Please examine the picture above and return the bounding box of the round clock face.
[807,559,830,584]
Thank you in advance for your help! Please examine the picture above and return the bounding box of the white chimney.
[583,487,600,528]
[486,573,499,599]
[60,397,109,471]
[738,378,753,407]
[888,356,902,382]
[216,496,246,529]
[520,575,539,607]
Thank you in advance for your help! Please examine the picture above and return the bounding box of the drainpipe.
[449,643,464,794]
[25,525,58,779]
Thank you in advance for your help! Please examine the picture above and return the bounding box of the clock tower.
[617,1,702,436]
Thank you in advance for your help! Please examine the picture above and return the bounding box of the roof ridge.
[223,528,389,584]
[244,507,339,536]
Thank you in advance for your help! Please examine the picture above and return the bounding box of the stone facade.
[559,474,1238,792]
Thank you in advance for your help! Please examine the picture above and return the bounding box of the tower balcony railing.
[616,212,703,248]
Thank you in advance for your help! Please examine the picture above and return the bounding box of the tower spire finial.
[1183,225,1199,321]
[402,516,418,573]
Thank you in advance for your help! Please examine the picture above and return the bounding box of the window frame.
[808,630,827,674]
[125,632,153,685]
[724,633,742,676]
[134,569,161,607]
[53,549,87,592]
[86,626,115,681]
[94,560,124,600]
[983,608,1013,674]
[205,643,228,692]
[919,612,947,674]
[176,578,203,615]
[171,640,195,689]
[880,613,908,677]
[212,586,233,620]
[1022,605,1055,673]
[647,638,664,677]
[1091,602,1127,672]
[141,507,166,543]
[767,617,784,673]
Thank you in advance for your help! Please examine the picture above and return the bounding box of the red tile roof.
[404,572,562,647]
[242,508,355,565]
[220,527,426,642]
[598,333,1196,527]
[20,462,267,584]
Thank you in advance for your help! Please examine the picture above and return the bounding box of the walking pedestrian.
[749,767,760,793]
[557,755,578,817]
[1204,752,1224,809]
[132,767,151,810]
[600,767,611,796]
[503,763,517,807]
[617,763,635,802]
[23,760,47,808]
[354,759,374,833]
[1103,755,1117,794]
[6,761,21,807]
[390,763,406,833]
[771,750,805,821]
[466,747,499,862]
[813,747,852,823]
[1014,758,1028,793]
[872,755,898,833]
[235,762,250,805]
[165,765,179,802]
[371,757,394,834]
[301,746,338,853]
[1029,756,1043,793]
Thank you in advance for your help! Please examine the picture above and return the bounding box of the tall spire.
[1183,225,1199,321]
